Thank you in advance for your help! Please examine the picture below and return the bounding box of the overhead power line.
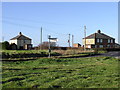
[2,20,39,29]
[44,28,68,36]
[2,18,82,47]
[2,16,84,27]
[2,20,68,36]
[2,16,65,26]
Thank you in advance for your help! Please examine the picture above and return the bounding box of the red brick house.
[73,43,81,48]
[83,30,115,48]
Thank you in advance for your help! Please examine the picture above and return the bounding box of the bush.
[1,41,10,50]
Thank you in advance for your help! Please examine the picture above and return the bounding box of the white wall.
[10,39,31,49]
[9,39,17,45]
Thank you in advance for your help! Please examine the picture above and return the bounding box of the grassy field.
[2,56,119,88]
[1,50,61,59]
[1,50,97,60]
[1,50,47,53]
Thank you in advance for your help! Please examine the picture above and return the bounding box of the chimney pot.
[19,32,22,35]
[97,30,101,33]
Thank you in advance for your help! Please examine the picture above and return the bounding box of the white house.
[9,32,32,50]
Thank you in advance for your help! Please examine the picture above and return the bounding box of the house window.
[95,45,97,48]
[99,45,103,48]
[100,39,103,43]
[107,44,110,47]
[88,40,91,43]
[108,39,110,43]
[97,39,99,43]
[111,39,113,43]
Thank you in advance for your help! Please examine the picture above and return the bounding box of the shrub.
[1,41,10,50]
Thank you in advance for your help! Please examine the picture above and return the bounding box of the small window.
[100,39,103,43]
[97,39,99,43]
[88,40,91,43]
[99,45,103,48]
[95,45,97,48]
[108,39,110,43]
[107,44,110,47]
[111,39,113,43]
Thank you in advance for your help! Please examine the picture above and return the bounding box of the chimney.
[19,32,22,35]
[97,30,101,33]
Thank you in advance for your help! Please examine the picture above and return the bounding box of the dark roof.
[49,38,57,39]
[84,30,115,39]
[115,43,120,46]
[10,32,31,40]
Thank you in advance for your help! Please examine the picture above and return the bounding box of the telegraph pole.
[84,26,86,50]
[2,36,4,42]
[72,35,74,47]
[40,27,42,50]
[68,34,70,47]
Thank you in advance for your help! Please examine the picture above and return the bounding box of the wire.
[2,19,69,36]
[2,16,65,26]
[44,28,68,36]
[2,20,39,29]
[2,18,83,47]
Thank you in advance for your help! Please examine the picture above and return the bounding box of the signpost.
[48,35,58,58]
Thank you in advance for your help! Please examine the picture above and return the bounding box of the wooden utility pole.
[2,36,4,42]
[72,35,74,47]
[40,27,42,50]
[84,26,86,50]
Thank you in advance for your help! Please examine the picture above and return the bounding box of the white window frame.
[108,39,110,43]
[97,39,99,43]
[100,39,103,43]
[88,40,91,43]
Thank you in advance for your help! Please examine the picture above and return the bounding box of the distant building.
[9,32,32,50]
[73,43,81,47]
[83,30,115,48]
[42,41,56,47]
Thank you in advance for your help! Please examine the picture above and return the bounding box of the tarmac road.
[85,51,120,59]
[60,51,120,59]
[100,51,120,58]
[73,51,120,59]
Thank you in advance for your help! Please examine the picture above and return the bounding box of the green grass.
[1,50,61,59]
[1,50,47,53]
[1,50,48,56]
[2,56,119,88]
[1,50,97,60]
